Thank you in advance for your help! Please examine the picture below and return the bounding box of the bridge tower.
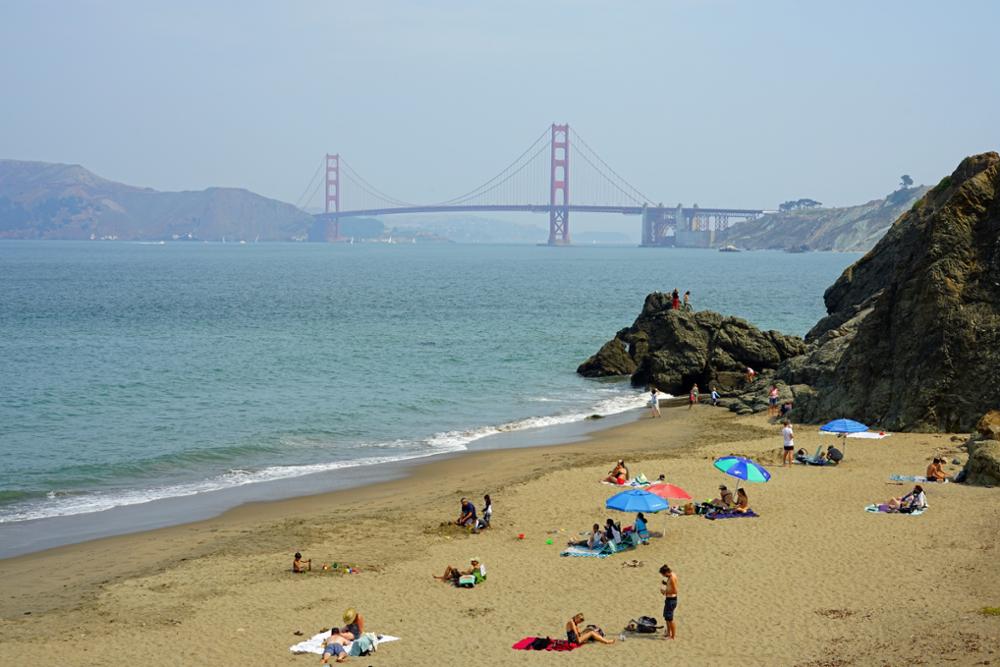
[325,153,340,241]
[548,123,570,245]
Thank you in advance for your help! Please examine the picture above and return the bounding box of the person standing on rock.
[768,384,780,417]
[671,289,680,310]
[683,291,692,311]
[649,387,661,418]
[781,420,795,467]
[745,367,757,385]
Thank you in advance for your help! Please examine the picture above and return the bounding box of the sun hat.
[343,608,357,624]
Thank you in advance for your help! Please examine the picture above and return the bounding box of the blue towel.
[705,509,758,520]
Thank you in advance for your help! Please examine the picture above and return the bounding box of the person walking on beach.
[688,383,699,409]
[782,420,795,467]
[649,387,661,418]
[682,290,691,311]
[710,387,720,406]
[659,564,678,640]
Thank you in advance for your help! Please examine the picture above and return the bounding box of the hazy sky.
[2,0,998,233]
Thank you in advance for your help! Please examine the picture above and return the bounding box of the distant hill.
[716,186,929,252]
[0,160,314,241]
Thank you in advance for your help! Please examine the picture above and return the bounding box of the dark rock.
[577,295,806,396]
[794,153,1000,431]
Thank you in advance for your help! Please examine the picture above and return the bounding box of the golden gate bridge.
[299,124,764,246]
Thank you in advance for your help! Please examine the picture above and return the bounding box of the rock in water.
[795,152,1000,431]
[577,293,806,395]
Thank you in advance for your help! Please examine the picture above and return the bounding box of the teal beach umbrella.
[713,456,771,488]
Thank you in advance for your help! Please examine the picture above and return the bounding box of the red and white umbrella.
[645,483,693,502]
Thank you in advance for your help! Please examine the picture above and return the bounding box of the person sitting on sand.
[434,558,485,585]
[293,552,312,573]
[927,458,947,482]
[602,460,628,484]
[604,518,623,544]
[887,485,927,513]
[710,484,735,510]
[341,608,363,641]
[733,488,751,514]
[779,401,793,419]
[566,613,615,646]
[456,497,477,530]
[627,512,649,539]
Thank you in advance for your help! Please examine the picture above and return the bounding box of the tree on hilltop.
[900,174,914,189]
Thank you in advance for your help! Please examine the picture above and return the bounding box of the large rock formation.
[581,152,1000,434]
[577,293,807,395]
[790,152,1000,431]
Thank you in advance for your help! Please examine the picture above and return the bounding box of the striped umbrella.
[713,456,771,486]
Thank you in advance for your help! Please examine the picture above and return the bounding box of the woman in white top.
[649,387,661,418]
[479,494,493,528]
[781,420,795,467]
[888,485,927,513]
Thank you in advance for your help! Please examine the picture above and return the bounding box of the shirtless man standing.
[659,564,678,640]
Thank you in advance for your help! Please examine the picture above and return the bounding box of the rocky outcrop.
[793,152,1000,431]
[581,153,1000,434]
[577,293,807,395]
[963,439,1000,486]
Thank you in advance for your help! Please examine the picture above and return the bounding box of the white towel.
[290,632,399,655]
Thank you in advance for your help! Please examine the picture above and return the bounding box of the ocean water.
[0,241,858,531]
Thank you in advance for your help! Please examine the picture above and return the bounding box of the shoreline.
[0,395,646,559]
[2,406,998,666]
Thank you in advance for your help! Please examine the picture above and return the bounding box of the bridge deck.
[315,204,764,219]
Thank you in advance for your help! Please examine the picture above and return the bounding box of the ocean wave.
[0,386,657,524]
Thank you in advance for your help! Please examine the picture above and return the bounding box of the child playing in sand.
[293,552,311,573]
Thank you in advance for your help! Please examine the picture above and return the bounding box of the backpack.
[636,616,659,633]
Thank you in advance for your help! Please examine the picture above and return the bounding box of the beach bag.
[458,574,476,587]
[636,616,659,633]
[529,637,551,650]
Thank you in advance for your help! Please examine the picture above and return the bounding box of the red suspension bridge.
[300,124,764,246]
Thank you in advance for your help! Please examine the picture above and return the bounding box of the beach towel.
[561,538,638,558]
[289,632,399,655]
[889,474,948,484]
[601,477,650,487]
[864,504,925,516]
[512,637,579,651]
[705,509,759,520]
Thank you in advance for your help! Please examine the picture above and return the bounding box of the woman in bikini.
[733,488,750,514]
[602,460,628,484]
[566,613,615,646]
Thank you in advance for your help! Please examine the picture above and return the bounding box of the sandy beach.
[2,405,998,666]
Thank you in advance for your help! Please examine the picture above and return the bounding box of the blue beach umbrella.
[605,489,670,513]
[713,456,771,485]
[819,418,869,434]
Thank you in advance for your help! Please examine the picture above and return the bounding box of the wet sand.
[1,406,998,666]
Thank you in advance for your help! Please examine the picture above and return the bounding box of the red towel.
[512,637,579,651]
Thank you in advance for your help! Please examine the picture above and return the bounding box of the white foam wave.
[1,387,657,524]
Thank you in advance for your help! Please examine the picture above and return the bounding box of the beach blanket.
[864,504,925,516]
[561,537,639,558]
[601,477,650,487]
[705,509,758,520]
[889,474,948,484]
[289,632,399,655]
[512,637,579,651]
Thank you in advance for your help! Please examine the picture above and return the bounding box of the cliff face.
[580,152,1000,433]
[0,160,314,241]
[791,152,1000,431]
[717,187,927,252]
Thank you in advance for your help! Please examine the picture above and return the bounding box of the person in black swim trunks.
[659,564,678,640]
[565,613,615,646]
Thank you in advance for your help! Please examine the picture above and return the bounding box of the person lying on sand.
[887,485,927,513]
[710,485,735,510]
[927,458,947,482]
[566,613,615,646]
[733,488,751,514]
[320,630,348,663]
[602,460,628,484]
[293,552,312,573]
[434,558,485,585]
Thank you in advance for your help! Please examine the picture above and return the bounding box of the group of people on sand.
[570,514,650,549]
[648,384,718,416]
[927,458,949,482]
[563,563,678,647]
[705,484,751,514]
[455,494,492,532]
